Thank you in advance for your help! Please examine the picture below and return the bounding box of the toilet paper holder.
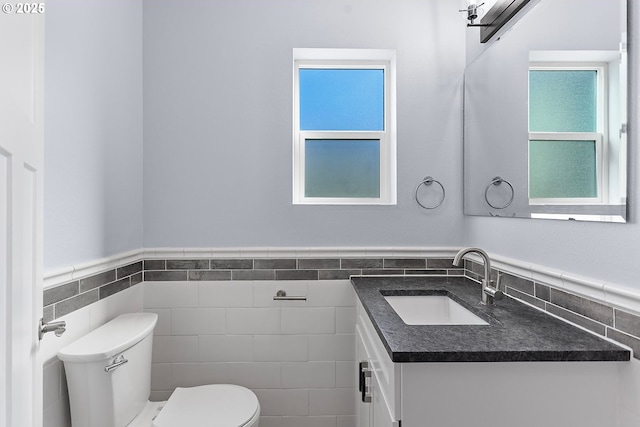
[273,290,307,301]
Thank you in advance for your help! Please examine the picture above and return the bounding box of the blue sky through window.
[299,68,384,131]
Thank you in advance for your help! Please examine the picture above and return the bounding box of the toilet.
[57,312,260,427]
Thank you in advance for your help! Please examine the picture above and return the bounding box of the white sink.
[384,295,488,325]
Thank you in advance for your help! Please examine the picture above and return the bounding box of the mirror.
[464,0,627,222]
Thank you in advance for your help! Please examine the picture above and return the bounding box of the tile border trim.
[43,247,640,360]
[44,249,143,289]
[43,246,640,325]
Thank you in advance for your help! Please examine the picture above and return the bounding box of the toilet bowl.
[58,312,260,427]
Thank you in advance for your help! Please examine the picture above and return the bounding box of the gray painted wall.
[465,1,640,290]
[44,0,143,271]
[44,0,640,296]
[142,0,466,249]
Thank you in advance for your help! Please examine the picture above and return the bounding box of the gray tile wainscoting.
[44,255,640,360]
[43,257,464,321]
[43,261,143,322]
[465,260,640,359]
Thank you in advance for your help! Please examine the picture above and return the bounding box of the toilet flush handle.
[105,354,128,373]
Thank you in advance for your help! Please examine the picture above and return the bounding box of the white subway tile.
[253,389,309,416]
[226,362,282,388]
[254,281,309,307]
[152,336,198,363]
[198,281,253,307]
[309,388,356,416]
[227,308,281,334]
[282,416,338,427]
[308,334,355,361]
[308,281,356,307]
[150,363,172,390]
[143,282,198,308]
[89,286,144,328]
[281,362,335,388]
[281,308,335,334]
[258,416,283,427]
[335,307,356,334]
[337,415,357,427]
[335,362,356,388]
[171,308,226,335]
[254,335,308,362]
[198,335,253,362]
[145,308,171,335]
[171,362,228,388]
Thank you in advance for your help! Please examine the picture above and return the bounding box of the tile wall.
[42,252,640,427]
[43,261,143,323]
[145,279,358,427]
[43,256,464,322]
[465,260,640,360]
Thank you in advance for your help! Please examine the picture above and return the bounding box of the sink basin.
[384,295,488,325]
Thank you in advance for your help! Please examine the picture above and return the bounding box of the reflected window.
[528,65,606,204]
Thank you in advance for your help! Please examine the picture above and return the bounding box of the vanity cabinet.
[355,299,623,427]
[356,317,399,427]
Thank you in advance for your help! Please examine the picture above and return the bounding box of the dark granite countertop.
[351,276,631,363]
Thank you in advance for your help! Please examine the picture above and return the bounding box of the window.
[293,49,396,204]
[528,64,607,204]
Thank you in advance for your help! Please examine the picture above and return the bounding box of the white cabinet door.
[371,369,400,427]
[357,323,400,427]
[356,327,372,427]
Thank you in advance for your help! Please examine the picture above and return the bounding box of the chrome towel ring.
[484,176,514,209]
[415,176,445,210]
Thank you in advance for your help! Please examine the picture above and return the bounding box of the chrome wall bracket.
[38,318,66,341]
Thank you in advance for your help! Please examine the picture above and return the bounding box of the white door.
[0,4,45,427]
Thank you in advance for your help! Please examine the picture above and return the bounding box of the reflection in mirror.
[464,0,627,222]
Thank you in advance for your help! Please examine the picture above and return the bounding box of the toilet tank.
[58,312,158,427]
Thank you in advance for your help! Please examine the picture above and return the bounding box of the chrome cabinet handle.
[105,354,128,372]
[359,361,372,403]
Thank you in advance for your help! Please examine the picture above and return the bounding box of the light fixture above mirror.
[461,0,534,43]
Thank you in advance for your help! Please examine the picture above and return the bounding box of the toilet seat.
[152,384,260,427]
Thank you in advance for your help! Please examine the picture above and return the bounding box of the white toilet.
[57,312,260,427]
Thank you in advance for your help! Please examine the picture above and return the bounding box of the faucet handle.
[484,286,504,301]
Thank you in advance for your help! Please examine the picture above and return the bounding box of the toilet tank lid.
[57,312,158,363]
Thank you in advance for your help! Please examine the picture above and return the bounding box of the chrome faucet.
[453,247,504,305]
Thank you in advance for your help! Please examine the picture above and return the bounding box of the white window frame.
[528,62,608,205]
[293,49,397,205]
